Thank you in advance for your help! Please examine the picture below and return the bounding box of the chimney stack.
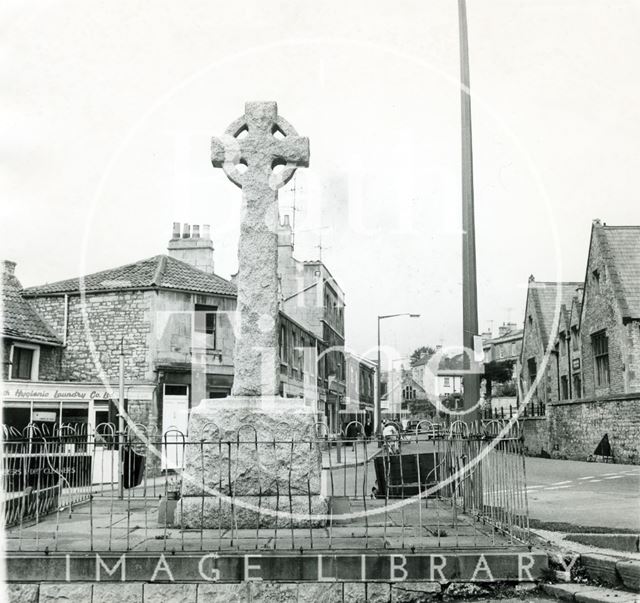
[2,260,16,276]
[167,223,215,273]
[278,214,293,249]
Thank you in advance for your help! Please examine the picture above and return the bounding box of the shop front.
[1,382,155,485]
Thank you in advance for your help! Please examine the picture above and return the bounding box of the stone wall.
[521,417,550,456]
[38,345,62,380]
[7,580,441,603]
[30,292,153,382]
[519,394,640,464]
[549,394,640,463]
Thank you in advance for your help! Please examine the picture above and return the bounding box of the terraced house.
[519,277,583,407]
[518,220,640,463]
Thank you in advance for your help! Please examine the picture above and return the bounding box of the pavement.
[524,457,640,531]
[3,492,516,552]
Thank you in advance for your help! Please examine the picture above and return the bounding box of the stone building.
[380,366,428,421]
[519,277,583,407]
[481,324,523,406]
[518,222,640,462]
[277,216,346,431]
[578,220,640,398]
[342,352,375,429]
[1,260,66,432]
[2,224,320,439]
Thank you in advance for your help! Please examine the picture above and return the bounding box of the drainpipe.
[63,294,69,346]
[553,349,560,403]
[567,333,573,400]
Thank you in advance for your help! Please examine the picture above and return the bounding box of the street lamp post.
[376,313,420,437]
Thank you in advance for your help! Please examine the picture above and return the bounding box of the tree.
[483,359,515,398]
[410,345,436,366]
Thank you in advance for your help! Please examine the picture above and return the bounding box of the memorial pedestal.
[178,396,328,528]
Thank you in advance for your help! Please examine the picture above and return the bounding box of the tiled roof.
[438,353,465,373]
[485,329,524,345]
[598,226,640,320]
[530,281,582,347]
[23,255,237,298]
[2,269,62,345]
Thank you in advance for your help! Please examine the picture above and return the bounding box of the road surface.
[327,442,640,531]
[524,456,640,530]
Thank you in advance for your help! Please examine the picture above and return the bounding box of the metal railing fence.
[2,419,529,552]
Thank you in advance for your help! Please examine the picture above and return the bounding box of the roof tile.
[2,271,62,345]
[22,255,237,298]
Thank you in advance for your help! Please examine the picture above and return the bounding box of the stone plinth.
[178,396,327,528]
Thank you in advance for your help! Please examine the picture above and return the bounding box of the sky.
[2,0,640,364]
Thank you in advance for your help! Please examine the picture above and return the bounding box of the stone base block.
[181,396,323,498]
[178,494,328,528]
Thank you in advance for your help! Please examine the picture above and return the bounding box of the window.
[527,358,537,387]
[443,377,451,387]
[573,373,582,399]
[571,326,579,351]
[560,334,567,356]
[10,345,37,380]
[592,330,609,387]
[279,325,286,362]
[592,269,601,294]
[194,304,217,350]
[560,376,569,400]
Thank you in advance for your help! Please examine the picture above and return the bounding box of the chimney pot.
[192,225,200,238]
[182,223,190,238]
[202,225,211,239]
[593,218,602,226]
[172,222,180,239]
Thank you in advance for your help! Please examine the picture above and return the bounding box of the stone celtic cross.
[211,102,309,397]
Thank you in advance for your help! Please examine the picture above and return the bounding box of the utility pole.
[118,338,125,499]
[459,0,480,422]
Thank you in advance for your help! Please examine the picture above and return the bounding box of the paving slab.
[616,559,640,592]
[543,583,639,602]
[581,553,625,587]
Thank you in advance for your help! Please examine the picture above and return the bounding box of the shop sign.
[32,411,57,422]
[2,383,113,402]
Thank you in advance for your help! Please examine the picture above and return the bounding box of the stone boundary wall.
[520,417,550,457]
[520,393,640,464]
[7,580,443,602]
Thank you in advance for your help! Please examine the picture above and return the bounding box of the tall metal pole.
[118,338,125,499]
[376,316,381,437]
[459,0,480,421]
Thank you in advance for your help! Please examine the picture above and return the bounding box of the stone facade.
[278,216,347,431]
[519,278,582,408]
[579,223,640,398]
[29,292,153,383]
